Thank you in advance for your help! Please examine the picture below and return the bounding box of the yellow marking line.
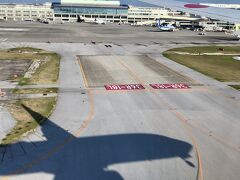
[118,59,204,180]
[173,110,203,180]
[77,57,89,89]
[187,121,240,152]
[119,59,239,174]
[75,91,94,137]
[210,87,240,105]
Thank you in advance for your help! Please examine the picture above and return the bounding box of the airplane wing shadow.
[0,105,195,180]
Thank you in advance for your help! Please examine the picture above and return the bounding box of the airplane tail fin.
[157,18,162,28]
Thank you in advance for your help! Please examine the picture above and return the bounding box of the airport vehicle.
[39,18,50,24]
[156,19,176,31]
[226,30,240,39]
[79,16,106,25]
[198,32,206,35]
[232,30,240,39]
[235,32,240,39]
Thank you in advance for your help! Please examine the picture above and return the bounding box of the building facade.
[53,1,128,23]
[128,6,170,23]
[0,3,53,21]
[128,6,201,24]
[61,0,120,6]
[1,0,237,30]
[199,21,239,31]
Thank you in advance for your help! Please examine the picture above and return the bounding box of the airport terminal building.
[0,3,53,21]
[0,0,128,23]
[53,0,128,23]
[127,6,202,24]
[0,0,239,30]
[0,0,205,26]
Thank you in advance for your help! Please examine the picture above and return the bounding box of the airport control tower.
[60,0,120,6]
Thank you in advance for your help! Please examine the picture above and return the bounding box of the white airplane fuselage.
[80,16,106,24]
[157,19,176,31]
[159,25,176,31]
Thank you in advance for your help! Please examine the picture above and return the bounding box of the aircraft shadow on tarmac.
[0,105,195,180]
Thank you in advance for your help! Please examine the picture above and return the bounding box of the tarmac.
[0,22,239,180]
[0,21,239,44]
[0,105,16,142]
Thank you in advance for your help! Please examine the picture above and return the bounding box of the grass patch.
[163,53,240,82]
[28,53,60,85]
[0,47,60,85]
[18,77,30,86]
[1,97,57,146]
[165,46,240,54]
[12,88,58,94]
[0,51,39,60]
[229,85,240,90]
[8,47,43,53]
[0,47,44,60]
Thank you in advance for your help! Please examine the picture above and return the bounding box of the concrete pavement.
[0,42,239,180]
[0,105,16,142]
[0,93,57,101]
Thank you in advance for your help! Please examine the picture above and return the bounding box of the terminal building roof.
[55,3,127,9]
[61,0,120,6]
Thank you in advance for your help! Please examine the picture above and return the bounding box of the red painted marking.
[184,4,209,8]
[150,84,190,89]
[105,84,145,90]
[0,89,6,97]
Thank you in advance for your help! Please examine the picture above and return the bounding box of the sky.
[0,0,239,5]
[0,0,156,7]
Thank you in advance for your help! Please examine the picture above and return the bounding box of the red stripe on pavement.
[150,84,190,89]
[105,84,145,90]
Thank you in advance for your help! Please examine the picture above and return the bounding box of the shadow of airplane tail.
[0,105,195,180]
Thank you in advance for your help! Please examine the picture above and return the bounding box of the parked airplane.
[140,0,240,39]
[157,19,176,31]
[79,16,106,24]
[131,20,156,26]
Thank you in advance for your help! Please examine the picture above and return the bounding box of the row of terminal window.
[0,10,50,13]
[54,14,127,19]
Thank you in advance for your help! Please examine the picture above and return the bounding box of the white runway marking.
[0,38,7,42]
[0,28,29,32]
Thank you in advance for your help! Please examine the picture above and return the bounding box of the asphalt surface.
[0,105,16,141]
[0,22,239,180]
[0,59,31,81]
[78,55,195,88]
[0,21,239,44]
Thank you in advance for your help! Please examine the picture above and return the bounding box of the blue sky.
[1,0,239,5]
[0,0,151,5]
